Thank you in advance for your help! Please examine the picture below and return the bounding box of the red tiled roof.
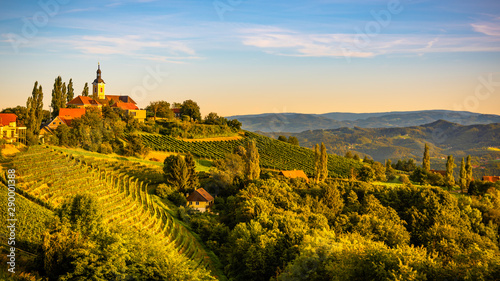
[279,170,309,182]
[430,169,447,176]
[173,108,181,113]
[67,96,101,106]
[105,95,136,105]
[59,108,86,119]
[0,113,17,126]
[483,176,500,183]
[58,108,86,126]
[112,102,139,110]
[186,188,214,202]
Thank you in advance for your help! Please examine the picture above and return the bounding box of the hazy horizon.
[1,0,499,117]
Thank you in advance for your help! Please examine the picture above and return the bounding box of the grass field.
[488,147,500,152]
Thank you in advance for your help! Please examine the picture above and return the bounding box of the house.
[43,108,87,131]
[173,108,182,118]
[279,170,309,182]
[0,113,26,144]
[483,176,500,183]
[430,170,447,176]
[186,188,214,212]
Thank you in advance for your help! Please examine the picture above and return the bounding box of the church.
[43,64,146,134]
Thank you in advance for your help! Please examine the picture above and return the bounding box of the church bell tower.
[92,63,106,100]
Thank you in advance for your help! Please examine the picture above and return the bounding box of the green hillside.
[1,146,224,279]
[138,131,364,178]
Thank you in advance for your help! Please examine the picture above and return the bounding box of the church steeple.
[92,62,106,100]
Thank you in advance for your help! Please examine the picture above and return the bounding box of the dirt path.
[1,144,21,156]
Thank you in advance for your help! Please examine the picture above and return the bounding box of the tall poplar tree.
[314,144,320,183]
[26,81,44,135]
[82,82,89,97]
[422,143,430,171]
[244,140,260,180]
[51,76,65,118]
[459,158,467,193]
[465,155,473,188]
[67,79,74,103]
[445,155,456,190]
[319,142,328,182]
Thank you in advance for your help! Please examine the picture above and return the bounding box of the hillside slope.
[1,146,222,278]
[139,131,364,178]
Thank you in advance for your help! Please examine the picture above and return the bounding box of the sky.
[0,0,499,117]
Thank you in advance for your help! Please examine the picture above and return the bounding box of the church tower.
[92,63,106,100]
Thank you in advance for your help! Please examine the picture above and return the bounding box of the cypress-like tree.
[422,143,430,171]
[445,155,456,190]
[465,155,473,188]
[26,81,44,135]
[459,158,467,193]
[319,142,328,182]
[67,79,74,103]
[314,144,320,183]
[51,76,65,118]
[244,140,260,180]
[82,82,89,97]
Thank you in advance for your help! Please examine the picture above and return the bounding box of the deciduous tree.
[66,78,74,103]
[50,76,66,118]
[81,82,89,96]
[180,99,201,121]
[26,81,44,136]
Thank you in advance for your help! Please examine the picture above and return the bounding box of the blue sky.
[0,0,499,116]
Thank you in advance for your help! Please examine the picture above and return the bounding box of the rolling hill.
[228,110,500,132]
[262,120,500,177]
[138,131,364,178]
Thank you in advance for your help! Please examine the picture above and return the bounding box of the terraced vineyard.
[139,131,363,178]
[4,146,219,275]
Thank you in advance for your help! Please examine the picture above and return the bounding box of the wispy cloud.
[471,19,500,36]
[239,26,500,58]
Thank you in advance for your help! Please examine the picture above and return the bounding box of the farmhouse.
[186,188,214,213]
[483,176,500,183]
[0,113,26,144]
[279,170,309,182]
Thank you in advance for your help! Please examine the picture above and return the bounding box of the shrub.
[168,192,188,206]
[399,174,411,184]
[99,142,113,154]
[156,183,173,199]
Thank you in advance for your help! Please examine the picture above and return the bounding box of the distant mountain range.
[261,120,500,178]
[227,110,500,133]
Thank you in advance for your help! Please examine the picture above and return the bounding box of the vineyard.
[0,183,54,253]
[2,146,220,276]
[139,131,364,178]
